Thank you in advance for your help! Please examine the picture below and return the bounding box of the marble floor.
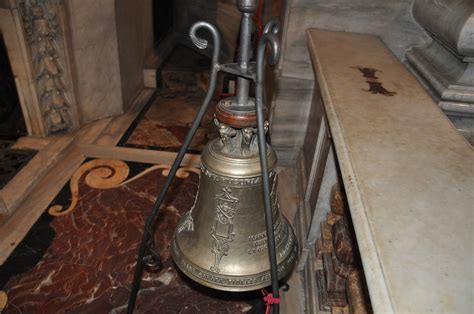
[0,41,305,313]
[119,45,218,154]
[0,158,265,313]
[119,91,218,154]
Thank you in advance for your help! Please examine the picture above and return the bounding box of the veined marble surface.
[270,77,314,165]
[0,159,259,312]
[307,29,474,313]
[283,0,430,80]
[67,0,123,122]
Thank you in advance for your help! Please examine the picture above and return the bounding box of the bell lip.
[171,223,298,292]
[172,244,297,292]
[202,139,277,178]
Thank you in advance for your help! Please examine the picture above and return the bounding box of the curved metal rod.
[263,21,280,65]
[255,20,281,314]
[127,21,221,314]
[263,19,280,38]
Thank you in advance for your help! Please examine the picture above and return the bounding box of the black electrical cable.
[127,22,222,314]
[255,19,281,314]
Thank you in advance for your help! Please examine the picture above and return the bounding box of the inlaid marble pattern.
[119,45,218,153]
[0,159,260,313]
[119,92,218,153]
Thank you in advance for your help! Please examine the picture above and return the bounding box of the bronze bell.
[128,2,296,310]
[172,96,297,291]
[169,0,297,295]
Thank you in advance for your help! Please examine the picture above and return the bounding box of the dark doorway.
[153,0,174,46]
[0,32,27,141]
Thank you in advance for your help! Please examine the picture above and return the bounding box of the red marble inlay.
[125,92,218,153]
[2,160,254,313]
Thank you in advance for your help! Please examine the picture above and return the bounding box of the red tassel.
[261,289,281,314]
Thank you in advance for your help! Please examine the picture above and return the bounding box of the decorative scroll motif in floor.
[0,158,263,313]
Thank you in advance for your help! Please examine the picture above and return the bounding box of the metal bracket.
[218,62,257,81]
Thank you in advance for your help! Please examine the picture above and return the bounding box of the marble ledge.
[307,29,474,313]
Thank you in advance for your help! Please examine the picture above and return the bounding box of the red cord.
[254,0,264,38]
[261,289,281,314]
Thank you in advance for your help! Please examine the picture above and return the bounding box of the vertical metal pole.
[256,24,281,314]
[236,0,256,106]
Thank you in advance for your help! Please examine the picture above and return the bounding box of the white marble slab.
[307,29,474,313]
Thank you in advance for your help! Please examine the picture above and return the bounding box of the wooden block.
[331,305,350,314]
[332,251,355,278]
[316,238,333,260]
[347,270,372,314]
[323,253,347,292]
[321,221,332,241]
[330,184,347,216]
[317,269,332,312]
[317,269,348,311]
[333,216,357,265]
[327,211,342,226]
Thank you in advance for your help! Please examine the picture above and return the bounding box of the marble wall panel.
[67,0,123,123]
[282,0,431,80]
[413,0,474,57]
[271,77,313,164]
[115,0,152,111]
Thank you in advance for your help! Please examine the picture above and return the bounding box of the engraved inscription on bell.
[171,127,298,292]
[210,187,239,273]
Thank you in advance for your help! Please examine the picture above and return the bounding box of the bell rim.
[171,223,298,292]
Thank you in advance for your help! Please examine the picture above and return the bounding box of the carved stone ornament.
[17,0,75,134]
[406,0,474,143]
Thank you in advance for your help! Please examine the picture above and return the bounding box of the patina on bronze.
[172,115,297,291]
[171,0,297,292]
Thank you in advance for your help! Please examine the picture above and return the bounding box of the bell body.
[172,138,297,292]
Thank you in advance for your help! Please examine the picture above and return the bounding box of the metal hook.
[263,19,280,37]
[189,21,222,69]
[260,19,281,66]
